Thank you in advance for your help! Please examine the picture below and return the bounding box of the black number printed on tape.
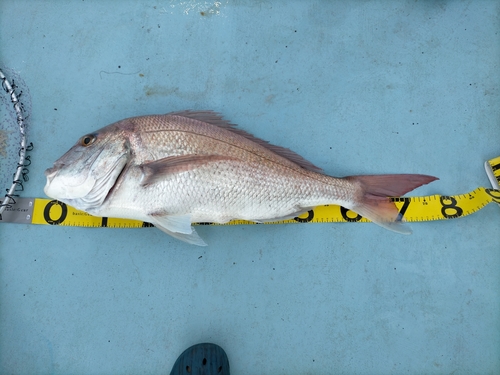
[439,196,464,219]
[340,206,362,222]
[294,210,314,223]
[43,200,68,225]
[485,188,500,203]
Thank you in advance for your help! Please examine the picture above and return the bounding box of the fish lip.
[43,167,58,197]
[44,166,61,188]
[44,166,59,178]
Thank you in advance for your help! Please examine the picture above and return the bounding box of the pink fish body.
[44,111,437,245]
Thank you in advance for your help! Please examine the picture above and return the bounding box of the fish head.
[44,124,131,212]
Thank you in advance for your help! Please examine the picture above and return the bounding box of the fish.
[44,111,438,246]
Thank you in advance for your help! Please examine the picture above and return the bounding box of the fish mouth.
[44,167,57,177]
[44,166,59,184]
[43,154,128,210]
[44,167,61,196]
[44,167,97,200]
[44,148,106,195]
[43,140,130,211]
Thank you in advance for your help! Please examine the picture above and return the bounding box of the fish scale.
[44,110,437,245]
[114,161,331,222]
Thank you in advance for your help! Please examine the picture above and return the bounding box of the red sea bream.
[44,111,437,245]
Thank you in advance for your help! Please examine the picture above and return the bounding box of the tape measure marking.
[5,186,495,228]
[2,157,499,228]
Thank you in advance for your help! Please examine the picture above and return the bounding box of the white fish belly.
[102,160,354,223]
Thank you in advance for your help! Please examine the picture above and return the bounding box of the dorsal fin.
[167,110,323,173]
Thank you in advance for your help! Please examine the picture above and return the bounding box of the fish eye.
[80,134,96,147]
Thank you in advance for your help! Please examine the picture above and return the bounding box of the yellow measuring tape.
[2,156,500,228]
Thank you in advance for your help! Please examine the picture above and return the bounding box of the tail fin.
[346,174,438,234]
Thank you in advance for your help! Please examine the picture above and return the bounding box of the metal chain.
[0,68,29,216]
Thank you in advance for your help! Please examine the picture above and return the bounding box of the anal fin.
[149,212,208,246]
[154,222,208,246]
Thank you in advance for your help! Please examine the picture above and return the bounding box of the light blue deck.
[1,1,499,374]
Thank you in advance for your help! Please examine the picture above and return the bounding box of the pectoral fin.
[140,154,233,186]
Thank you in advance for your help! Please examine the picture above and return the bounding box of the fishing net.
[0,66,33,218]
